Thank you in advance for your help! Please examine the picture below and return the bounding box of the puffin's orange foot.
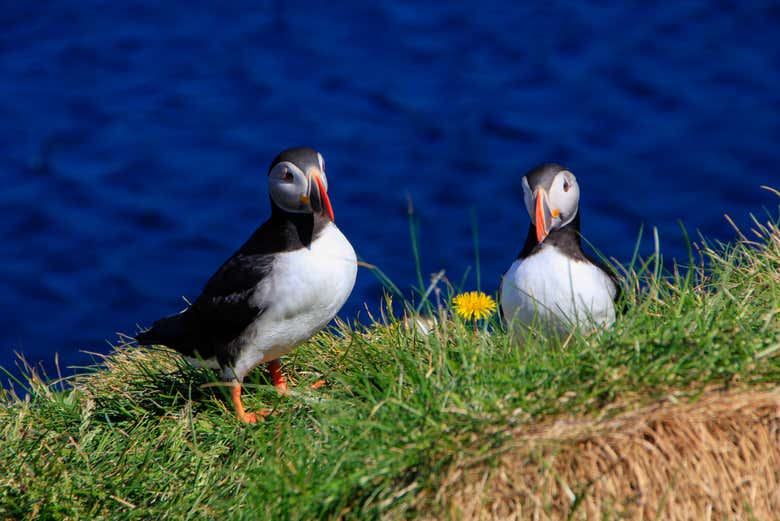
[231,383,265,425]
[268,359,289,395]
[238,411,260,424]
[237,408,276,423]
[275,381,289,396]
[310,379,326,389]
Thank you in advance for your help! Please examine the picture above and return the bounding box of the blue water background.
[2,2,779,378]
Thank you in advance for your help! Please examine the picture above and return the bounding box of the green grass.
[2,209,780,519]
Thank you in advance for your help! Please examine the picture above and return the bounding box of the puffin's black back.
[135,204,330,366]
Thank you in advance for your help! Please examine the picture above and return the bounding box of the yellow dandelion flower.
[452,291,497,321]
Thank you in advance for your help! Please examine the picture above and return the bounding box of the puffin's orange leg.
[231,383,259,424]
[267,359,288,394]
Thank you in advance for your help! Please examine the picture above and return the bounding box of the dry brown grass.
[430,389,780,520]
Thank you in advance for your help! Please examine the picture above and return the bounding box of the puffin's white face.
[522,169,579,242]
[268,151,333,220]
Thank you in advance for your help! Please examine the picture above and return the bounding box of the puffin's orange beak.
[535,188,551,243]
[314,175,335,222]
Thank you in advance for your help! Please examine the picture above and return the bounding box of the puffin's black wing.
[135,208,323,362]
[135,251,274,361]
[135,218,286,361]
[192,251,275,338]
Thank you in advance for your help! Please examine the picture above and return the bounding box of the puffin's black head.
[267,147,334,221]
[522,163,580,243]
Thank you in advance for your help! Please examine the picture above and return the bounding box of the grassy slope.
[1,213,779,520]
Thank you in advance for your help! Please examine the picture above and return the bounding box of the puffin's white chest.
[229,223,357,379]
[500,245,616,336]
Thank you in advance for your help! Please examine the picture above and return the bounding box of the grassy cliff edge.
[2,210,780,520]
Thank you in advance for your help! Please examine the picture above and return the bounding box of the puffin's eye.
[563,179,570,192]
[283,171,294,182]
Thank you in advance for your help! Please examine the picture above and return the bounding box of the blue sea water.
[1,1,779,379]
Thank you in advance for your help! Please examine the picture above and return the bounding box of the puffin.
[136,147,357,423]
[499,163,619,337]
